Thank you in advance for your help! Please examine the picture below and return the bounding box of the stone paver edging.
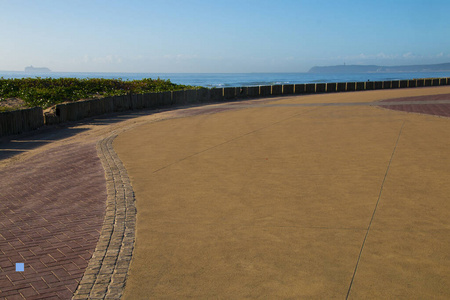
[72,134,136,299]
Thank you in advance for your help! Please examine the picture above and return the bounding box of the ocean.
[1,71,450,88]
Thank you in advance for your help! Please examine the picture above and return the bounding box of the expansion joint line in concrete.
[346,121,406,299]
[151,106,320,174]
[72,134,136,300]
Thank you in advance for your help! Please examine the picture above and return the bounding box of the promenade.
[1,87,450,299]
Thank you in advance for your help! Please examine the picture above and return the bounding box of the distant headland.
[308,62,450,73]
[25,65,51,73]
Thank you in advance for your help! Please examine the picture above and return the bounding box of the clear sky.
[1,0,449,73]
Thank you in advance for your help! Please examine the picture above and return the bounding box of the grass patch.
[0,77,199,109]
[0,106,14,112]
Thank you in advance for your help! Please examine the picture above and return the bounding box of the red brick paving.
[0,143,107,299]
[382,104,450,117]
[380,93,450,117]
[380,93,450,102]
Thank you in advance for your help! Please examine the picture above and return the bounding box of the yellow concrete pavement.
[114,87,450,299]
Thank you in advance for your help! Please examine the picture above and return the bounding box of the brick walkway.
[380,93,450,117]
[0,142,107,299]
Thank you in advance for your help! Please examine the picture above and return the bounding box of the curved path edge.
[72,134,136,300]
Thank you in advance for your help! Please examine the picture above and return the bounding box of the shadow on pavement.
[0,127,89,160]
[0,103,237,162]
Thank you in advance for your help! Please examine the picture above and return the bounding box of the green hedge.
[0,77,197,108]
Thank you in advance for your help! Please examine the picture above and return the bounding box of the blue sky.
[1,0,449,73]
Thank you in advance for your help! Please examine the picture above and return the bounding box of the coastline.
[1,76,449,137]
[2,71,450,88]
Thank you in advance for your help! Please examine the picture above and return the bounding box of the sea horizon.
[1,70,450,88]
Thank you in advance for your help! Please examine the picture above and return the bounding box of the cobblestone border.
[73,134,136,299]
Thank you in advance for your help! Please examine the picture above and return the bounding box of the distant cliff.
[308,62,450,73]
[25,65,51,73]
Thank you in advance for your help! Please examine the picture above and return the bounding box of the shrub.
[0,77,197,108]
